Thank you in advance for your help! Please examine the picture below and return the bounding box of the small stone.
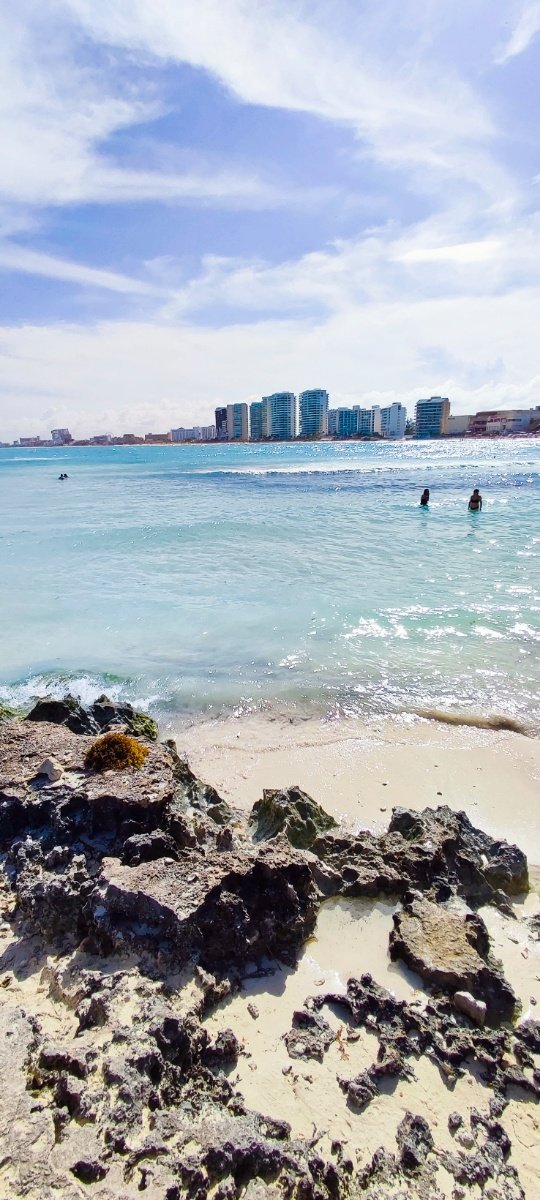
[36,757,64,782]
[247,1002,259,1020]
[282,1064,292,1075]
[453,991,487,1026]
[448,1111,463,1133]
[531,997,537,1006]
[457,1130,475,1150]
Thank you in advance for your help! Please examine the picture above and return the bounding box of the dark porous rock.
[250,785,337,850]
[312,973,535,1105]
[26,695,99,735]
[313,803,528,909]
[88,840,318,970]
[389,805,529,898]
[71,1159,108,1183]
[39,1041,96,1079]
[203,1029,240,1067]
[122,830,180,865]
[15,850,94,938]
[389,897,518,1023]
[514,1017,540,1059]
[167,742,234,824]
[396,1112,434,1171]
[284,1009,335,1061]
[340,1046,411,1111]
[89,695,159,741]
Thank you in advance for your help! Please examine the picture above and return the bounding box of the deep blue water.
[0,439,539,724]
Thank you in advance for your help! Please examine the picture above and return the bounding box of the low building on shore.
[446,414,472,436]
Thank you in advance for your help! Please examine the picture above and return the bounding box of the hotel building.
[226,402,250,440]
[300,389,329,437]
[415,396,450,438]
[262,392,296,440]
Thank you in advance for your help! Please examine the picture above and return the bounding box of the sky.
[1,0,540,440]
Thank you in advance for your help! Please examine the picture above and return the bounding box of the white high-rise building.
[353,406,381,436]
[380,402,407,439]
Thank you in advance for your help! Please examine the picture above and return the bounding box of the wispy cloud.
[57,0,504,198]
[0,244,163,295]
[0,6,305,212]
[496,2,540,62]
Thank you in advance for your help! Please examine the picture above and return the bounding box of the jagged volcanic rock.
[250,785,337,849]
[87,840,318,969]
[312,803,528,908]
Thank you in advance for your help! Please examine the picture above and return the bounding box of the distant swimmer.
[468,488,482,512]
[420,488,430,506]
[58,473,69,480]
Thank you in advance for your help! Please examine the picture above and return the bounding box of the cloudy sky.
[1,0,539,440]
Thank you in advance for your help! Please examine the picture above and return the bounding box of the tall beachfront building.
[353,406,382,436]
[335,408,358,437]
[262,392,296,440]
[380,402,407,438]
[226,403,249,440]
[215,407,228,441]
[249,400,265,440]
[415,396,450,437]
[300,389,329,437]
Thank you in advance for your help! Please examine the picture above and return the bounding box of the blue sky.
[1,0,539,439]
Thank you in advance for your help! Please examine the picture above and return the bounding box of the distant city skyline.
[1,5,540,441]
[6,399,540,448]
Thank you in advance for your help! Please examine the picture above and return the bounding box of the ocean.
[1,438,539,727]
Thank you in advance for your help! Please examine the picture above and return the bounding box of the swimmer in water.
[420,488,430,506]
[468,488,482,512]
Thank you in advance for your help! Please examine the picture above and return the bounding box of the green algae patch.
[84,731,149,772]
[0,703,19,722]
[128,711,159,741]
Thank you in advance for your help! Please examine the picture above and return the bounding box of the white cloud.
[0,5,304,211]
[0,244,164,295]
[1,283,539,441]
[496,2,540,61]
[56,0,506,199]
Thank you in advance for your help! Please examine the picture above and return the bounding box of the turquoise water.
[0,439,539,725]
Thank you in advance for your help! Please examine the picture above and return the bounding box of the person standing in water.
[468,488,482,511]
[420,488,430,506]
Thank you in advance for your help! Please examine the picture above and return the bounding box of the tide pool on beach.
[0,437,539,726]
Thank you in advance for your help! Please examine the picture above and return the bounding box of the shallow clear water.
[1,439,539,724]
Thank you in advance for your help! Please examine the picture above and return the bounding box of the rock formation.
[0,700,536,1200]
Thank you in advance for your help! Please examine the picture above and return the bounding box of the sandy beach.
[176,712,540,867]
